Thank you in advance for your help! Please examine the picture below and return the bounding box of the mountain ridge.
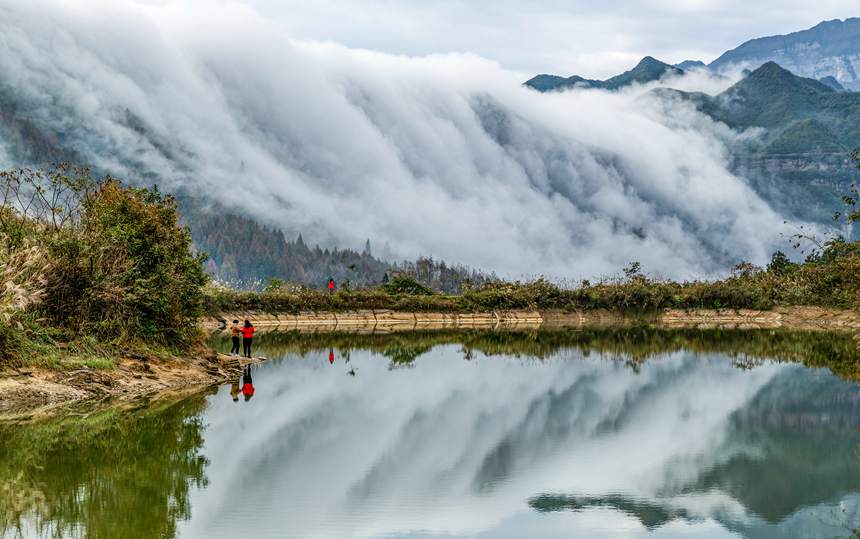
[709,17,860,90]
[527,18,860,92]
[525,56,682,92]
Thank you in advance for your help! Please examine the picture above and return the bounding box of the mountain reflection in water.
[3,328,860,539]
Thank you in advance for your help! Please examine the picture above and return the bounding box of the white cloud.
[0,0,804,279]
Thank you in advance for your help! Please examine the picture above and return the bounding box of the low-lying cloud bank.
[0,0,795,279]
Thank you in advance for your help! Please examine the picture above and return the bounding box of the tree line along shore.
[1,154,860,372]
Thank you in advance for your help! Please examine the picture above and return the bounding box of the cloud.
[0,0,799,279]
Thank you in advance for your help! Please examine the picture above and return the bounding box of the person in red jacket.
[241,365,255,401]
[327,278,336,294]
[242,319,255,358]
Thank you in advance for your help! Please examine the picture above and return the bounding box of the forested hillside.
[184,209,492,292]
[185,210,387,288]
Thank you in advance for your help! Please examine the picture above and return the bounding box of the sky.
[231,0,859,78]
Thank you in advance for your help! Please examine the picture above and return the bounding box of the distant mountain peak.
[524,56,682,92]
[637,56,662,66]
[600,56,682,90]
[741,61,835,93]
[523,73,597,92]
[675,60,707,71]
[747,61,797,80]
[627,56,677,76]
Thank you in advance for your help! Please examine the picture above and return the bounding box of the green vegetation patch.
[0,394,209,537]
[1,166,207,369]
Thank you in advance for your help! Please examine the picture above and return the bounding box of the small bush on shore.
[382,276,434,296]
[39,180,208,343]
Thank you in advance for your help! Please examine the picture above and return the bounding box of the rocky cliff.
[710,18,860,90]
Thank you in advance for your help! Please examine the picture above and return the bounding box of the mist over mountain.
[818,76,846,91]
[525,18,860,225]
[650,62,860,222]
[0,1,806,281]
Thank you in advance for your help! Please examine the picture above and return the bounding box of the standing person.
[229,320,241,355]
[242,319,255,358]
[241,365,255,401]
[328,278,335,294]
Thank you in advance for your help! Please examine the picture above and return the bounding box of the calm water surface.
[3,329,860,539]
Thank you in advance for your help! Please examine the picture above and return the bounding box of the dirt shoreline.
[4,306,858,420]
[205,306,860,333]
[0,351,257,421]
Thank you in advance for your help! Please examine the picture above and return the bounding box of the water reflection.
[208,327,860,380]
[2,328,860,539]
[187,329,860,538]
[241,365,256,402]
[0,394,210,539]
[230,379,240,402]
[528,366,860,537]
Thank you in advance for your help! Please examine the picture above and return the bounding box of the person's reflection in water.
[241,365,255,401]
[230,379,240,402]
[344,349,356,375]
[328,349,335,365]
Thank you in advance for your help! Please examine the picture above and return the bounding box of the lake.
[3,328,860,539]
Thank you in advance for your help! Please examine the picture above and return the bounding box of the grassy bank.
[203,242,860,316]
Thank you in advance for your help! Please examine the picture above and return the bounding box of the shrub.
[37,180,208,345]
[1,168,209,358]
[382,276,434,296]
[767,250,796,275]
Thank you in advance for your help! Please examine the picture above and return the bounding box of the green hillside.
[764,119,847,155]
[709,63,860,141]
[663,62,860,155]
